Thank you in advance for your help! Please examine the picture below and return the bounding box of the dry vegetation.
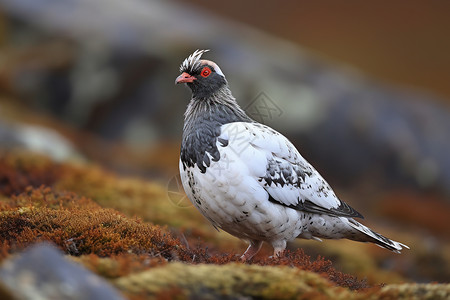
[0,151,449,299]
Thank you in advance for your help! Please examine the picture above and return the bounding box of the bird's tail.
[347,219,409,253]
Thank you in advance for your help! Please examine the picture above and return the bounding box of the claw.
[272,240,287,258]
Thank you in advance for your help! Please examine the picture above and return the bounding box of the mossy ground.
[0,151,449,299]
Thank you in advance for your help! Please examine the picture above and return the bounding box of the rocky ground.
[0,151,448,299]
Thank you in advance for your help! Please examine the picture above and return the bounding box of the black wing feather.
[268,195,364,219]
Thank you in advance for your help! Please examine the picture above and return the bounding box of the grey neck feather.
[183,85,251,128]
[181,85,253,173]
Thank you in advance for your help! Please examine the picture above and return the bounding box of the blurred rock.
[0,120,83,161]
[281,73,450,194]
[0,243,125,300]
[1,0,450,195]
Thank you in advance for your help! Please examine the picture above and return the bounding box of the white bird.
[175,50,409,260]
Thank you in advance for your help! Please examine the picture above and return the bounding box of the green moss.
[376,283,450,300]
[114,262,353,300]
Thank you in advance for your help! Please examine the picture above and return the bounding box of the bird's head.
[175,49,227,99]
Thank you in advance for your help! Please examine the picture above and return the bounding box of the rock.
[0,243,125,300]
[0,120,83,162]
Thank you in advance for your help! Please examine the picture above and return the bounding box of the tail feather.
[347,219,409,253]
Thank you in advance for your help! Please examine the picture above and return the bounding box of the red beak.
[175,72,197,84]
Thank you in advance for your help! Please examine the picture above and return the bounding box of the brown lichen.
[0,184,369,291]
[0,186,185,260]
[0,152,62,196]
[251,249,370,290]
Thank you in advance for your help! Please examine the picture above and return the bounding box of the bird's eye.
[201,67,211,78]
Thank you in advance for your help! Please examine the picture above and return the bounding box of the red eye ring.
[201,67,211,78]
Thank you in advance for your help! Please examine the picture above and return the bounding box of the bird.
[175,49,409,261]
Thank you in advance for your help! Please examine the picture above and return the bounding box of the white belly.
[179,150,304,243]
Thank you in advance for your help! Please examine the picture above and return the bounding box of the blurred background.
[0,0,449,284]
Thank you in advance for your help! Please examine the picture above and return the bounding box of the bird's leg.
[272,240,287,258]
[240,240,263,261]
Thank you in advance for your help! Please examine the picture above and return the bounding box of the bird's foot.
[272,243,286,259]
[273,249,285,258]
[240,240,263,262]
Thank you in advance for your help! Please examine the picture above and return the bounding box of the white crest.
[180,49,209,73]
